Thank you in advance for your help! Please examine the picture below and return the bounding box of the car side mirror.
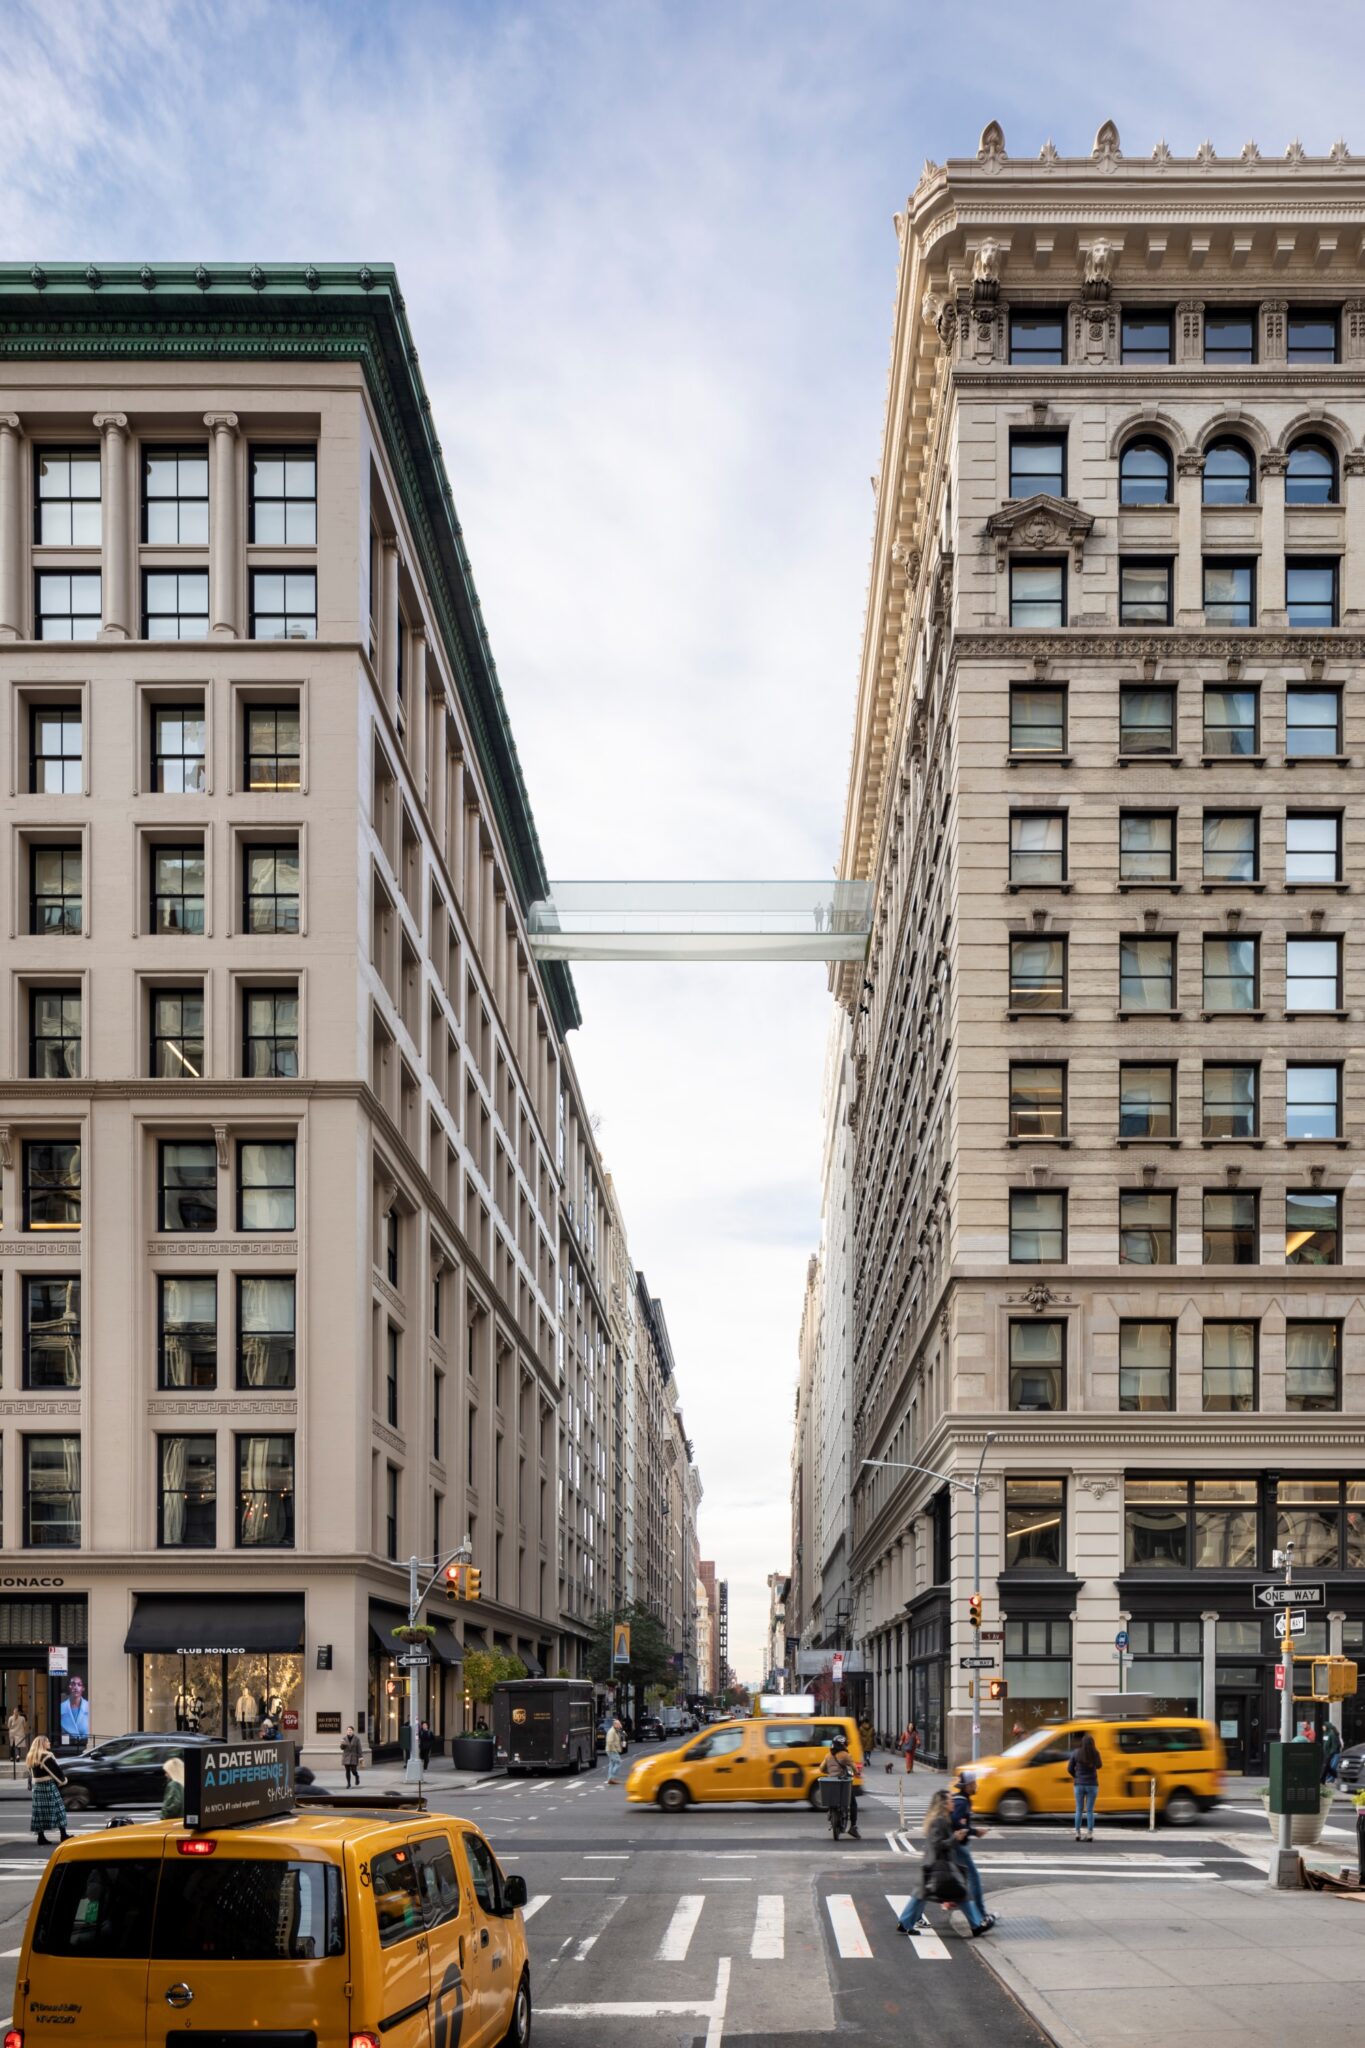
[503,1873,528,1910]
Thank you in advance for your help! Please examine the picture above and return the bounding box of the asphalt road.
[0,1742,1353,2045]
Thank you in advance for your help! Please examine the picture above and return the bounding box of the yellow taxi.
[626,1713,864,1811]
[5,1805,531,2048]
[967,1715,1226,1826]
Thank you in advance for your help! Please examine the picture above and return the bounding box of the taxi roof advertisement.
[184,1740,295,1829]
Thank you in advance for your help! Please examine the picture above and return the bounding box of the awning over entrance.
[369,1604,463,1664]
[519,1647,545,1676]
[125,1593,304,1656]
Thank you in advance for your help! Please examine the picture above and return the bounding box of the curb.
[970,1936,1085,2048]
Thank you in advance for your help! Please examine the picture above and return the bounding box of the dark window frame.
[1203,309,1256,364]
[1008,682,1067,755]
[29,986,81,1080]
[156,1137,218,1234]
[1009,309,1066,365]
[1202,438,1255,506]
[1119,810,1177,882]
[157,1274,218,1391]
[1003,1476,1065,1569]
[1286,1190,1341,1270]
[1286,309,1339,364]
[141,445,209,545]
[29,703,83,795]
[1285,811,1343,885]
[1009,933,1067,1012]
[1119,684,1177,756]
[1118,1319,1176,1411]
[247,445,318,545]
[1283,1321,1342,1410]
[1119,1061,1176,1139]
[1202,1061,1259,1139]
[1008,431,1067,500]
[1008,1317,1067,1412]
[1008,1061,1066,1139]
[1119,933,1176,1012]
[141,569,210,641]
[1121,310,1174,364]
[1202,1318,1259,1412]
[22,1433,81,1548]
[1009,558,1066,628]
[1009,809,1067,885]
[1118,1187,1174,1264]
[34,570,101,642]
[1285,685,1342,758]
[1119,557,1173,626]
[235,1431,296,1548]
[1285,438,1339,506]
[244,702,301,791]
[248,568,318,642]
[150,841,206,935]
[151,703,207,793]
[150,986,205,1080]
[156,1432,218,1548]
[1286,1061,1341,1141]
[23,1274,82,1390]
[1202,809,1259,884]
[1202,1187,1259,1264]
[34,445,101,545]
[1285,934,1342,1013]
[1118,437,1174,506]
[243,985,299,1079]
[1202,932,1259,1014]
[243,841,301,935]
[1203,683,1260,757]
[1286,557,1339,630]
[236,1138,297,1232]
[236,1276,297,1390]
[30,842,83,934]
[1203,557,1256,627]
[22,1138,81,1232]
[1008,1187,1067,1262]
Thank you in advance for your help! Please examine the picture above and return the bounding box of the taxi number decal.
[357,1860,372,1889]
[433,1961,465,2048]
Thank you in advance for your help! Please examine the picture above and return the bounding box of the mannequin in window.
[235,1688,259,1738]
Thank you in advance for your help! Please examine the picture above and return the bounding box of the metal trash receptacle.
[817,1777,852,1816]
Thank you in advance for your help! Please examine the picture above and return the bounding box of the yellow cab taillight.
[176,1838,217,1856]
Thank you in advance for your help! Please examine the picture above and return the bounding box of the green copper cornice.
[0,262,581,1037]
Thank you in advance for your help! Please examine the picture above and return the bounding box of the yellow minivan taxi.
[968,1716,1226,1826]
[6,1807,531,2048]
[626,1714,864,1811]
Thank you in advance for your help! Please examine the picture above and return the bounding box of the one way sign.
[1252,1582,1325,1609]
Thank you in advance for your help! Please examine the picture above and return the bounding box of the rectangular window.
[24,1277,81,1389]
[1286,560,1338,629]
[31,845,82,933]
[1277,1478,1349,1567]
[1119,686,1175,756]
[158,1434,216,1547]
[30,987,81,1079]
[1203,1190,1257,1263]
[1009,1189,1066,1262]
[249,570,317,641]
[1009,811,1066,884]
[1120,936,1175,1011]
[1202,935,1258,1013]
[243,843,300,933]
[244,703,301,790]
[1009,936,1066,1011]
[1009,1319,1065,1411]
[1119,1063,1175,1139]
[1119,1321,1174,1411]
[1010,561,1064,627]
[157,1138,217,1232]
[142,446,209,544]
[1285,813,1341,884]
[1009,434,1065,499]
[1193,1479,1259,1569]
[1123,1481,1185,1569]
[1122,312,1173,363]
[30,705,82,794]
[1202,1063,1257,1139]
[1203,685,1258,757]
[158,1275,217,1389]
[249,447,317,544]
[1119,559,1172,625]
[23,1140,80,1231]
[433,1368,444,1459]
[36,446,101,543]
[151,843,205,934]
[243,986,299,1079]
[1009,310,1065,364]
[1009,684,1066,754]
[1285,1325,1340,1411]
[1286,1063,1340,1140]
[1204,310,1255,363]
[152,706,207,793]
[23,1435,80,1547]
[1202,812,1258,883]
[1004,1477,1064,1569]
[1119,812,1176,882]
[35,571,101,642]
[386,1464,399,1561]
[1287,310,1338,364]
[386,1326,400,1427]
[142,571,209,640]
[386,1207,399,1286]
[1009,1062,1065,1139]
[1286,1189,1340,1266]
[1119,1189,1173,1264]
[237,1277,296,1388]
[1285,936,1341,1013]
[237,1140,297,1231]
[236,1433,295,1547]
[1203,1319,1257,1411]
[1285,686,1341,758]
[1203,558,1255,628]
[151,988,204,1079]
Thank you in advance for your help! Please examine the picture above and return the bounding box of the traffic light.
[968,1592,983,1630]
[465,1567,483,1601]
[989,1678,1008,1703]
[444,1563,464,1599]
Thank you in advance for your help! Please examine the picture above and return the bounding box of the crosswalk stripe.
[574,1894,625,1960]
[885,1895,951,1960]
[522,1896,548,1922]
[658,1894,704,1961]
[825,1893,872,1960]
[751,1894,784,1959]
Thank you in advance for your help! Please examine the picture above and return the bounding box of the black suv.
[59,1733,313,1810]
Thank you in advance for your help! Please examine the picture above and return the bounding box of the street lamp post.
[862,1434,996,1764]
[404,1537,473,1786]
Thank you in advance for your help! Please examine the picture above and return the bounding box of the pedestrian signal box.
[1268,1738,1321,1816]
[988,1678,1008,1702]
[1308,1656,1359,1701]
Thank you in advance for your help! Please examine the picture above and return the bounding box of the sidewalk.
[0,1758,501,1801]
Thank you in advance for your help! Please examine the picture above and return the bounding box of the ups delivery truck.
[494,1676,597,1774]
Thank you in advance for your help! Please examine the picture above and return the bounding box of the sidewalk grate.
[985,1916,1061,1942]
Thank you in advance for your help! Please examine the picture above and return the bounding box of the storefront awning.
[125,1593,304,1656]
[519,1646,545,1676]
[429,1620,463,1666]
[369,1605,463,1664]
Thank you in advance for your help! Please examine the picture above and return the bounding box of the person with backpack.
[895,1788,989,1936]
[1068,1729,1102,1840]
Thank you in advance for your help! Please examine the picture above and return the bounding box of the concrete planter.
[453,1734,496,1774]
[1258,1786,1335,1847]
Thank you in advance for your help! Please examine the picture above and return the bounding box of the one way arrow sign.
[1252,1582,1325,1609]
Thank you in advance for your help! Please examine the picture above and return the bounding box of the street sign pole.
[1271,1545,1296,1888]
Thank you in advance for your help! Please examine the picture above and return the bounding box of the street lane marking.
[751,1894,783,1959]
[885,1896,951,1960]
[584,1853,629,1859]
[522,1896,548,1922]
[659,1894,704,1960]
[574,1893,625,1960]
[563,1875,616,1882]
[540,1954,731,2029]
[825,1893,872,1959]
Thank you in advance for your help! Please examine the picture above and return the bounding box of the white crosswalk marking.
[751,1894,784,1959]
[658,1893,705,1960]
[825,1893,872,1959]
[574,1893,625,1960]
[885,1896,951,1960]
[521,1896,548,1922]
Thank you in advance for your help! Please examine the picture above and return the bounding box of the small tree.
[585,1602,674,1694]
[464,1649,527,1725]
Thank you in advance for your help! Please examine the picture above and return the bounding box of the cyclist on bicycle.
[819,1737,861,1839]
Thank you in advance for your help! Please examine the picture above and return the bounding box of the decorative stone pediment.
[985,493,1095,572]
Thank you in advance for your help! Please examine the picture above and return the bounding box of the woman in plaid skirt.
[26,1736,69,1846]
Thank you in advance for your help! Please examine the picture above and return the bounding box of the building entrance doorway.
[1215,1686,1265,1774]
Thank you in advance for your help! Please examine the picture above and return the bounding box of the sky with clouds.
[9,0,1365,1673]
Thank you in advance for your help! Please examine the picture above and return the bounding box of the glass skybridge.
[526,881,873,962]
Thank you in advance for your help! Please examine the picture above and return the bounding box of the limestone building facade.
[835,130,1365,1766]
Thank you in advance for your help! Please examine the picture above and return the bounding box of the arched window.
[1285,438,1338,506]
[1203,439,1255,507]
[1119,439,1173,507]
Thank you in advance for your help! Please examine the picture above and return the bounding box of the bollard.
[1148,1774,1156,1832]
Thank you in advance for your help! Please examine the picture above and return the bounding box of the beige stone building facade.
[0,264,698,1760]
[834,130,1365,1766]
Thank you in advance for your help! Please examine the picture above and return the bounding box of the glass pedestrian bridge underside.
[527,882,873,962]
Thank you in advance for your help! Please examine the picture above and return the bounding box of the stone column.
[464,809,482,939]
[1200,1609,1219,1725]
[430,698,449,857]
[381,540,400,720]
[1343,453,1365,625]
[93,413,131,639]
[409,627,428,795]
[449,756,466,899]
[1328,1610,1346,1739]
[1259,451,1288,624]
[0,415,23,640]
[1175,450,1204,625]
[481,853,496,975]
[203,412,240,636]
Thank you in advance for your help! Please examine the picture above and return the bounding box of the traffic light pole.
[1271,1542,1297,1888]
[405,1540,473,1786]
